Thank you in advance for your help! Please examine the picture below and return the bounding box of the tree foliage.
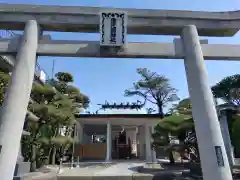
[175,98,192,116]
[47,73,89,110]
[0,72,10,105]
[212,74,240,105]
[152,114,193,145]
[26,72,89,170]
[0,70,90,170]
[124,68,177,117]
[125,68,178,163]
[140,73,240,163]
[211,74,240,156]
[153,74,240,163]
[152,98,199,163]
[55,72,74,83]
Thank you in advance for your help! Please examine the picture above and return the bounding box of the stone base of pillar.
[17,155,24,163]
[105,158,112,162]
[151,153,157,163]
[14,162,30,176]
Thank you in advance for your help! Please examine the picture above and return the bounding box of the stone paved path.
[57,161,197,179]
[94,162,144,176]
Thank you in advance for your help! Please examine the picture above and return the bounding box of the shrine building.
[74,102,160,162]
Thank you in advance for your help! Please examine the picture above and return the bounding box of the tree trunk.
[64,127,69,136]
[166,135,175,164]
[29,122,45,171]
[50,126,59,165]
[157,103,164,118]
[169,151,175,164]
[51,146,56,165]
[30,144,37,172]
[47,147,53,164]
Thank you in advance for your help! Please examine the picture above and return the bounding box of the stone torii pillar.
[0,20,39,180]
[181,25,232,180]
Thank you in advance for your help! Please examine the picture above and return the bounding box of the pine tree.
[0,71,89,170]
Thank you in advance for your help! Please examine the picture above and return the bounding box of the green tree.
[212,74,240,136]
[0,71,10,105]
[125,68,178,163]
[212,74,240,105]
[24,72,90,170]
[48,72,89,109]
[172,98,199,161]
[152,98,199,163]
[55,72,74,83]
[0,70,90,171]
[212,74,240,156]
[27,83,76,170]
[175,98,193,115]
[124,68,177,118]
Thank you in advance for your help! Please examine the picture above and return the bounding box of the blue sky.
[3,0,240,113]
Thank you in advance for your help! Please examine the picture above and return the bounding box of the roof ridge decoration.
[97,100,144,110]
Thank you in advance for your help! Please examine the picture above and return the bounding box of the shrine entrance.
[113,129,133,159]
[113,130,130,159]
[0,3,240,180]
[74,101,160,162]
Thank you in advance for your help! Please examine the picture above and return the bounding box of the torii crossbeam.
[0,37,240,60]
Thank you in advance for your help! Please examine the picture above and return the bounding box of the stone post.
[219,110,235,166]
[181,25,232,180]
[145,124,152,162]
[105,121,112,161]
[151,126,157,162]
[138,126,145,159]
[0,20,39,180]
[17,144,24,163]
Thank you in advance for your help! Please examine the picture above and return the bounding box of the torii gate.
[0,3,239,180]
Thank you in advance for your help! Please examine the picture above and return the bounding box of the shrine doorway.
[112,130,133,159]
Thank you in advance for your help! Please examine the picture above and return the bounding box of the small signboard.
[215,146,225,167]
[100,11,127,46]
